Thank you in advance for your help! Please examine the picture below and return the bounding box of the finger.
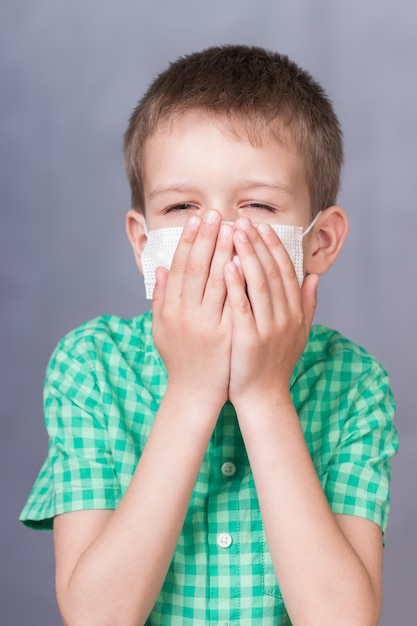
[180,209,222,306]
[152,265,169,303]
[202,222,234,318]
[232,220,276,323]
[254,221,305,323]
[163,215,201,301]
[151,266,169,339]
[232,255,244,282]
[256,222,300,294]
[301,273,319,331]
[224,260,255,334]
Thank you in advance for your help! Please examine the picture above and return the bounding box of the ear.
[303,206,349,275]
[125,209,147,275]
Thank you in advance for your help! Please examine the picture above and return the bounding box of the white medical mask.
[140,213,321,299]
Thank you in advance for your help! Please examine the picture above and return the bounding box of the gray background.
[1,1,415,624]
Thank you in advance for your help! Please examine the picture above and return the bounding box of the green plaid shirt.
[20,312,398,625]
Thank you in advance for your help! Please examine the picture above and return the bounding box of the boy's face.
[141,110,312,231]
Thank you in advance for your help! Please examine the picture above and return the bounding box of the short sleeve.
[322,359,398,535]
[19,334,120,529]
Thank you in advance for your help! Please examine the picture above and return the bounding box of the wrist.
[162,382,226,423]
[231,387,293,416]
[233,395,303,448]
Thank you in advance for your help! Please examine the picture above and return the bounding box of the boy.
[20,45,398,625]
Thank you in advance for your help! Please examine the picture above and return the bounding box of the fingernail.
[186,215,201,230]
[258,222,271,234]
[204,210,219,224]
[236,217,251,230]
[219,223,233,239]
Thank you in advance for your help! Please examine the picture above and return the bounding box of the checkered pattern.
[20,312,398,625]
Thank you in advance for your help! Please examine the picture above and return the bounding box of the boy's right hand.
[152,210,234,413]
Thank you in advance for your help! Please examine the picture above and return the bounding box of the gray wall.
[1,1,415,624]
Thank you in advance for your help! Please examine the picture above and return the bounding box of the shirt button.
[221,461,236,477]
[217,532,233,549]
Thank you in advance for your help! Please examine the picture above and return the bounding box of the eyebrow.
[238,179,295,195]
[148,179,295,200]
[148,184,198,201]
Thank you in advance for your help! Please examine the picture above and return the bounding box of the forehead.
[141,110,306,192]
[141,110,305,191]
[145,108,293,151]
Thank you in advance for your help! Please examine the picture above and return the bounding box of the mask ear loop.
[302,211,322,238]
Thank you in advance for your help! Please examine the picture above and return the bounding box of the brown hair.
[123,44,343,216]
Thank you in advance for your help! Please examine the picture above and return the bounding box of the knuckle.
[255,277,270,293]
[235,296,251,314]
[280,259,297,281]
[170,259,187,275]
[186,260,205,276]
[207,274,225,290]
[293,310,305,327]
[263,259,281,280]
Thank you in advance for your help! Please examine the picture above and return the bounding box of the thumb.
[152,266,169,316]
[301,273,319,331]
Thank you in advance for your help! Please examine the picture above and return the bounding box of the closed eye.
[243,203,277,213]
[163,203,199,214]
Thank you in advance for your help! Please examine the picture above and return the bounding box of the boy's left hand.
[225,218,319,408]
